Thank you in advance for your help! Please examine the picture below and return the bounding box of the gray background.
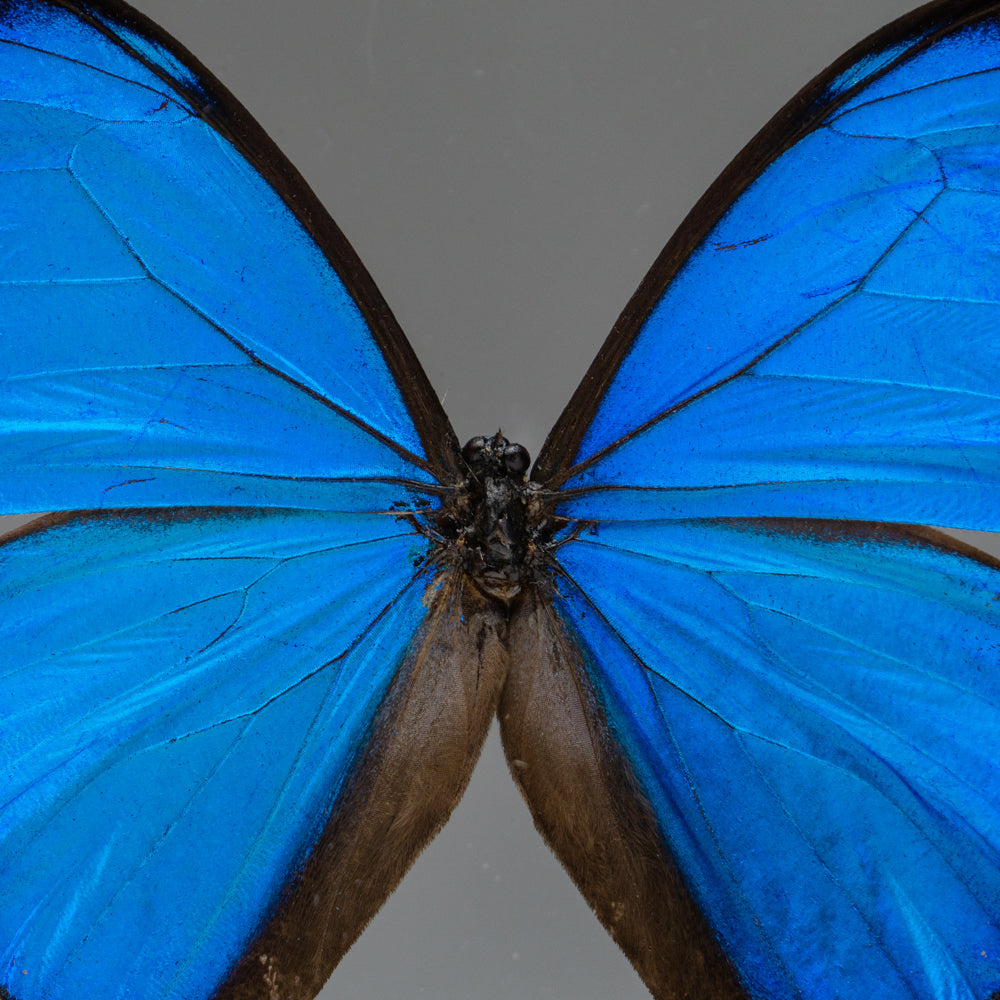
[4,0,959,996]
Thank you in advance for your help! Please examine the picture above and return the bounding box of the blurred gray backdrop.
[2,0,949,997]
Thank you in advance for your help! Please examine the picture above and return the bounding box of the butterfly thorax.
[436,432,533,604]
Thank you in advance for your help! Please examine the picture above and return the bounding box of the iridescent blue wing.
[538,0,1000,527]
[1,508,434,999]
[502,3,1000,998]
[520,519,1000,1000]
[0,0,457,514]
[0,3,493,999]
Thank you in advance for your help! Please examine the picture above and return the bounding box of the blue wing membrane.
[0,508,433,1000]
[0,0,455,517]
[524,2,1000,998]
[538,1,1000,534]
[550,518,1000,1000]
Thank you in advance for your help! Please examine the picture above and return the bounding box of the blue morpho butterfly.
[2,0,1000,998]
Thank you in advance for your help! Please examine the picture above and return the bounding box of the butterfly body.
[2,1,1000,998]
[432,432,536,602]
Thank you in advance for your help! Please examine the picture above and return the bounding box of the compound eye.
[503,443,530,477]
[461,436,488,467]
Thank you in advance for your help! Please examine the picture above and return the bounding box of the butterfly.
[3,0,1000,998]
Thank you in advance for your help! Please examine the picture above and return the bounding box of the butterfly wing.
[503,3,1000,998]
[537,0,1000,528]
[527,519,1000,1000]
[0,4,499,999]
[0,0,457,516]
[1,508,435,999]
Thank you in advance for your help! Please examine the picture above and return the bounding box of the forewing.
[0,0,458,517]
[537,0,1000,533]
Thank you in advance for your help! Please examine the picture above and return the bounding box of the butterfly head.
[460,431,530,481]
